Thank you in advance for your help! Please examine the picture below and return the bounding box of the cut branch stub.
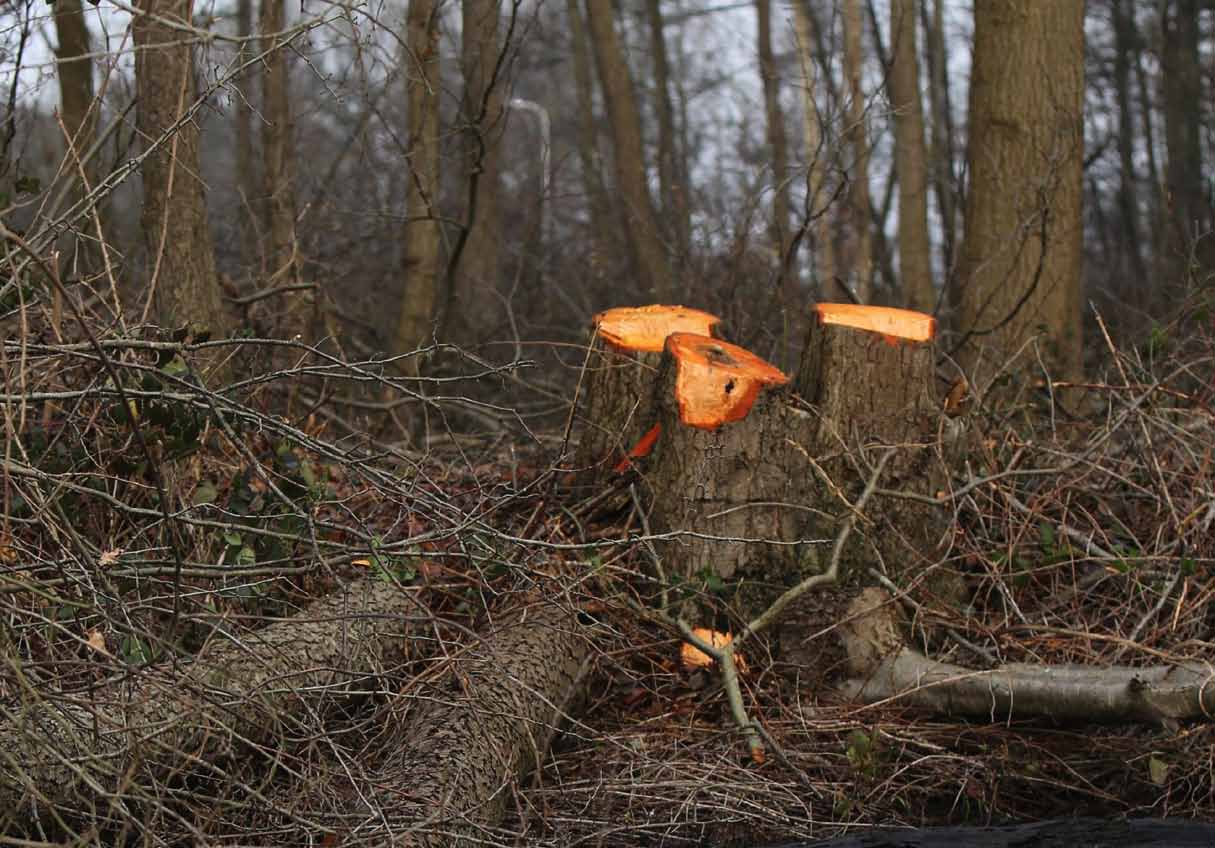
[576,305,723,480]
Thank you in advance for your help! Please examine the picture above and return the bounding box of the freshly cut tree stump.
[576,304,722,481]
[646,305,946,629]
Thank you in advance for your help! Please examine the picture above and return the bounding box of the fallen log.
[0,578,418,825]
[283,601,591,847]
[576,304,722,481]
[840,588,1215,723]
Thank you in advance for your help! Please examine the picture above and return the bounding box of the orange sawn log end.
[594,304,722,353]
[815,303,936,344]
[666,333,788,430]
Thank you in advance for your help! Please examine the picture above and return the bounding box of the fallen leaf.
[86,629,107,654]
[99,549,122,567]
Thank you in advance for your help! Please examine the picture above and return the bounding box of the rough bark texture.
[0,580,419,822]
[348,602,589,847]
[134,0,228,338]
[887,0,934,312]
[585,0,676,301]
[769,818,1215,848]
[956,1,1084,383]
[842,0,874,303]
[396,0,442,367]
[566,0,613,264]
[841,588,1215,724]
[455,0,506,339]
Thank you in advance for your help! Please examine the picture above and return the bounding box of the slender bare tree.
[395,0,442,367]
[585,0,675,301]
[842,0,874,303]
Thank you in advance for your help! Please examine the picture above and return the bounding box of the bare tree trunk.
[395,0,442,368]
[888,0,934,312]
[1161,0,1211,274]
[842,0,874,303]
[52,0,100,274]
[133,0,228,339]
[756,0,791,265]
[793,1,836,299]
[234,0,257,273]
[922,0,957,304]
[1111,0,1146,284]
[566,0,613,266]
[585,0,676,301]
[1134,18,1164,282]
[645,0,690,262]
[454,0,505,340]
[260,0,306,340]
[957,0,1084,383]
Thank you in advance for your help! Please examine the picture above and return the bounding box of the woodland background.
[0,0,1214,845]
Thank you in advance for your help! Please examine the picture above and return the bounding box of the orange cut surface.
[815,303,935,342]
[681,627,748,672]
[595,304,722,352]
[666,333,788,429]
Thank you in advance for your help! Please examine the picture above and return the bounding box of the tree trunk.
[52,0,100,275]
[566,0,614,267]
[1161,0,1211,275]
[792,1,837,300]
[395,0,442,370]
[260,0,307,339]
[645,0,690,262]
[922,0,957,306]
[235,0,258,273]
[757,0,791,266]
[454,0,506,340]
[340,603,589,847]
[956,0,1084,384]
[887,0,934,313]
[585,0,676,301]
[1111,0,1146,284]
[133,0,228,339]
[842,0,874,303]
[0,580,420,819]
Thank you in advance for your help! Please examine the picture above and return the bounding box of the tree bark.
[0,579,420,818]
[133,0,228,339]
[52,0,100,275]
[956,0,1084,384]
[260,0,307,339]
[344,602,589,847]
[887,0,934,312]
[1111,0,1146,284]
[757,0,791,266]
[842,0,874,303]
[1161,0,1211,274]
[646,0,690,262]
[922,0,957,291]
[234,0,258,272]
[454,0,506,340]
[566,0,614,266]
[395,0,442,370]
[792,1,837,300]
[841,588,1215,724]
[585,0,676,301]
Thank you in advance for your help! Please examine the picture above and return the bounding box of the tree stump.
[575,305,722,482]
[643,304,947,638]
